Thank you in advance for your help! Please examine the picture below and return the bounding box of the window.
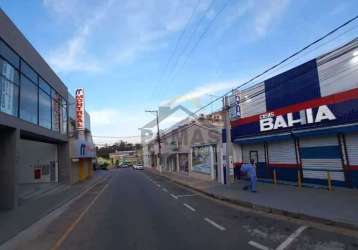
[0,40,19,69]
[20,75,38,124]
[0,58,19,84]
[39,89,51,129]
[39,78,52,129]
[0,58,19,116]
[0,75,18,116]
[60,98,67,135]
[39,78,51,95]
[21,60,37,83]
[52,91,60,132]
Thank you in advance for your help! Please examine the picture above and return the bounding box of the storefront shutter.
[268,140,296,164]
[299,136,344,182]
[345,133,358,166]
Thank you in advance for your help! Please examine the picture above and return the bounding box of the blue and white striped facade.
[226,39,358,188]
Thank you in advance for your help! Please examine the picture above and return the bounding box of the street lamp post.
[145,110,162,173]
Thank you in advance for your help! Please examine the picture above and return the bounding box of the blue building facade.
[228,39,358,188]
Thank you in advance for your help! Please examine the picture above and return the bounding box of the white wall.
[18,139,58,183]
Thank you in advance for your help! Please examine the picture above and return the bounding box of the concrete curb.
[146,169,358,232]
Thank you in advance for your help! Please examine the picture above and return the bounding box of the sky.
[1,0,358,145]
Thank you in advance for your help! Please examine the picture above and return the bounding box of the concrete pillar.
[210,146,215,181]
[88,159,93,177]
[189,148,193,175]
[0,127,19,210]
[79,159,85,181]
[58,142,71,184]
[176,153,180,174]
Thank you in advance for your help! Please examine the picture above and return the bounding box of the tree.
[96,140,142,158]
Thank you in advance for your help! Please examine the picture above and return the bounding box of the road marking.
[276,225,308,250]
[248,241,270,250]
[175,194,198,198]
[204,217,226,231]
[183,203,196,212]
[170,194,178,199]
[50,183,109,250]
[162,188,168,192]
[253,228,268,238]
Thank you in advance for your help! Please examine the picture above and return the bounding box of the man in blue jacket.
[240,159,257,192]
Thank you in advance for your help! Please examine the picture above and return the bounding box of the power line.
[159,0,202,83]
[190,14,358,115]
[146,54,358,146]
[149,0,203,100]
[222,22,358,98]
[170,0,232,83]
[164,0,217,83]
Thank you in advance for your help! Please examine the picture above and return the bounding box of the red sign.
[75,88,85,130]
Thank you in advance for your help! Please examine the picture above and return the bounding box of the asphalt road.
[45,168,357,250]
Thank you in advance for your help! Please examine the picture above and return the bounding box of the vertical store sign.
[75,88,85,130]
[229,90,241,120]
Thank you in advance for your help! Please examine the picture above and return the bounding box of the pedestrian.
[240,159,257,192]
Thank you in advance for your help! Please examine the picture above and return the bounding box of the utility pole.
[145,110,162,173]
[224,96,232,185]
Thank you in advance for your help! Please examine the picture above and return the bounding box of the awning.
[292,123,358,137]
[233,132,292,144]
[232,123,358,144]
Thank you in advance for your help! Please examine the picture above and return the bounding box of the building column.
[58,142,71,184]
[210,146,215,181]
[88,159,93,177]
[0,127,19,210]
[176,153,180,174]
[79,159,86,181]
[189,148,193,176]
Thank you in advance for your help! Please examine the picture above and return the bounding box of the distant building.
[144,114,225,183]
[109,150,142,165]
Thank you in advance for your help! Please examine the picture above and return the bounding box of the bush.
[101,162,109,170]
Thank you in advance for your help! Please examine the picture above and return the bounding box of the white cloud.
[162,80,237,107]
[44,0,211,73]
[43,0,290,74]
[89,108,148,145]
[45,0,114,73]
[89,80,237,145]
[253,0,290,37]
[43,0,79,17]
[217,0,289,39]
[90,109,120,126]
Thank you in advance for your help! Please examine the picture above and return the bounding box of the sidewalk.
[18,183,69,206]
[145,168,358,230]
[0,170,110,245]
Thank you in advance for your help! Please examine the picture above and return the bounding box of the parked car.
[119,163,129,168]
[133,164,144,170]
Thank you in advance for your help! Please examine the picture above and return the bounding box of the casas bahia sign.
[259,105,336,132]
